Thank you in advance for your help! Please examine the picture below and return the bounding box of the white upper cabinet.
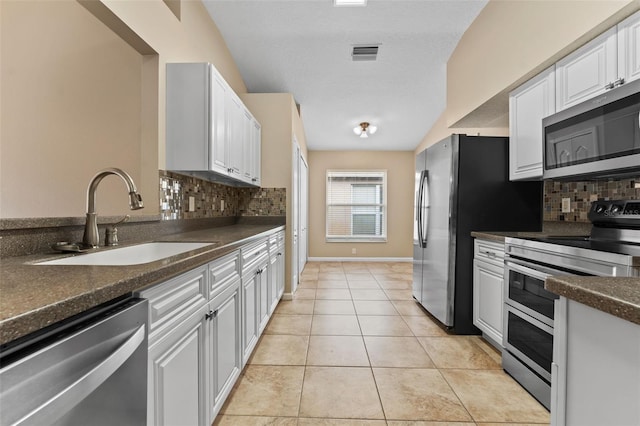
[509,66,555,180]
[555,27,618,112]
[556,11,640,112]
[250,119,261,186]
[617,11,640,85]
[166,62,261,187]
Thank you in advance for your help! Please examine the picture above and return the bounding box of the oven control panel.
[588,199,640,224]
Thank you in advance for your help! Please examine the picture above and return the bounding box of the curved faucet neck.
[86,168,139,214]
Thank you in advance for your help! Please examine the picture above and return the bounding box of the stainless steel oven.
[502,199,640,411]
[502,258,570,409]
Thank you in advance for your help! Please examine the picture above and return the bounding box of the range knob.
[610,204,624,215]
[594,204,607,214]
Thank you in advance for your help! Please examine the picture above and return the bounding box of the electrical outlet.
[188,196,195,212]
[351,248,357,255]
[562,198,571,213]
[221,199,225,212]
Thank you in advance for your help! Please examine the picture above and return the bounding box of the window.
[326,170,387,242]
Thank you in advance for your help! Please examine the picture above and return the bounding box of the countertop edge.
[545,276,640,326]
[0,224,285,345]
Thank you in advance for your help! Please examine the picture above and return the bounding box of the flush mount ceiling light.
[353,122,377,138]
[334,0,367,6]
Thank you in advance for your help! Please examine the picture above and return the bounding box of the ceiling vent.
[352,45,379,61]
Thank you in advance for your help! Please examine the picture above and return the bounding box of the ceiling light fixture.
[353,122,377,138]
[334,0,367,7]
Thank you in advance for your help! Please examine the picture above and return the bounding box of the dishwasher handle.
[14,324,146,426]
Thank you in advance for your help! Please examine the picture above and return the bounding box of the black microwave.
[543,78,640,180]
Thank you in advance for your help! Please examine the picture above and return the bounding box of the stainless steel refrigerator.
[413,134,542,334]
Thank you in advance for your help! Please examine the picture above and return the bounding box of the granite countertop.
[546,276,640,326]
[0,223,284,345]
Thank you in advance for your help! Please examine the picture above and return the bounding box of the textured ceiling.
[203,0,488,151]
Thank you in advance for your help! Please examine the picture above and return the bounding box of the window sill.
[325,237,387,243]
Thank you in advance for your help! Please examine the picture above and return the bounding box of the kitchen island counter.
[0,223,284,345]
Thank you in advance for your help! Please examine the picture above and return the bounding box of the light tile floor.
[215,261,550,425]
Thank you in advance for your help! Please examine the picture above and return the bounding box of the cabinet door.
[618,11,640,85]
[258,259,270,334]
[241,271,259,366]
[509,66,555,180]
[226,94,244,178]
[277,244,285,299]
[251,120,262,186]
[268,254,279,315]
[148,306,207,426]
[242,110,253,183]
[472,259,504,346]
[208,280,242,422]
[211,71,229,175]
[556,27,618,111]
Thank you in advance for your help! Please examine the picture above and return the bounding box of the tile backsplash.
[544,176,640,222]
[160,171,285,220]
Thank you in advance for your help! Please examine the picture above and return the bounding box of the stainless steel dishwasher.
[0,296,148,426]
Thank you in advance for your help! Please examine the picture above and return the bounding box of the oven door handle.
[504,258,573,281]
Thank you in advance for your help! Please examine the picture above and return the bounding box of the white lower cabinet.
[472,239,505,347]
[208,278,241,422]
[147,305,208,426]
[139,230,285,425]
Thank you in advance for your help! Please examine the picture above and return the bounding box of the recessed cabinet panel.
[509,66,555,180]
[148,307,207,426]
[618,11,640,85]
[472,239,505,347]
[209,280,241,421]
[139,265,207,345]
[556,27,618,111]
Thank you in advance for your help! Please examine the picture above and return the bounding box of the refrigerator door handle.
[420,170,430,248]
[416,171,425,246]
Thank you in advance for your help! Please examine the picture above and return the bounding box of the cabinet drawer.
[474,239,505,267]
[209,251,241,299]
[138,265,208,343]
[241,238,269,273]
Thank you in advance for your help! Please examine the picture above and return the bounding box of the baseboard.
[282,293,293,301]
[307,257,412,263]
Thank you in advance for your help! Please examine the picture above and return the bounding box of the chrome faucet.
[83,168,144,248]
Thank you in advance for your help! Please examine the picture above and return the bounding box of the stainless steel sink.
[37,242,214,266]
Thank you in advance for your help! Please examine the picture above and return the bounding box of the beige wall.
[1,0,146,218]
[0,0,245,218]
[308,151,414,259]
[447,0,638,128]
[414,113,508,154]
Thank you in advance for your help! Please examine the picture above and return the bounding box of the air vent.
[352,45,379,61]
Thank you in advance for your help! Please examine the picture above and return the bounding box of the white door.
[291,140,300,294]
[299,156,308,274]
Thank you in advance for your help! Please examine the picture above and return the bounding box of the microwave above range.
[543,78,640,180]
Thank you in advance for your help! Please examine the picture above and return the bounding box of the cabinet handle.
[614,77,625,87]
[605,81,615,90]
[481,250,497,258]
[277,252,282,257]
[256,268,263,275]
[205,310,216,321]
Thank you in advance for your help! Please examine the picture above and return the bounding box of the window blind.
[326,170,387,241]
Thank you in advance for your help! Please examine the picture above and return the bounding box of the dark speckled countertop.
[0,224,284,345]
[546,276,640,326]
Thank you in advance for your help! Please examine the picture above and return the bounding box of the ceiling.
[202,0,488,151]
